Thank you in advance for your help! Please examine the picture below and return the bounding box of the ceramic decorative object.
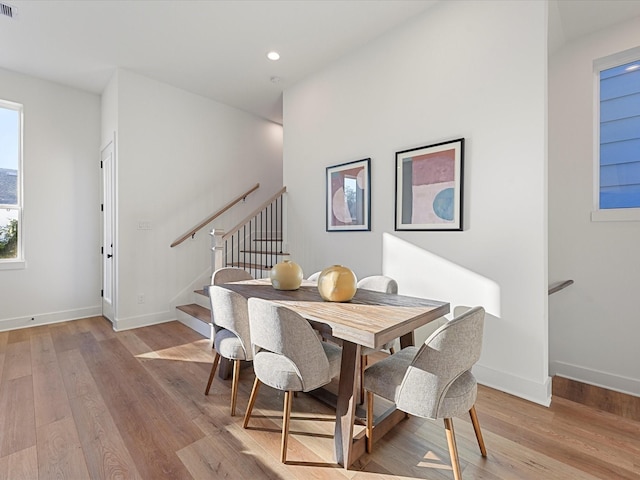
[317,265,357,302]
[270,260,304,290]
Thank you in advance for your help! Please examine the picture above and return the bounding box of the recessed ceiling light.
[267,51,280,61]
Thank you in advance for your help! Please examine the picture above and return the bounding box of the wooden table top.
[220,279,450,348]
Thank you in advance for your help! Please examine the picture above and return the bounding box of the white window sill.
[591,208,640,222]
[0,260,26,270]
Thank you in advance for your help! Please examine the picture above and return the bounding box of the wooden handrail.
[548,279,574,295]
[170,183,260,247]
[222,187,286,241]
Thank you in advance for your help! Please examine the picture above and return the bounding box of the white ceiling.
[1,1,640,125]
[548,0,640,53]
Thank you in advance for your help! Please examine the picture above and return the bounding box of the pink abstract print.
[330,166,363,226]
[411,149,455,224]
[326,157,370,231]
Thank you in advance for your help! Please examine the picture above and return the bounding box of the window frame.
[0,99,25,269]
[592,46,640,222]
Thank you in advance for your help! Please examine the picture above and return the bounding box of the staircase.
[176,289,212,338]
[175,186,288,337]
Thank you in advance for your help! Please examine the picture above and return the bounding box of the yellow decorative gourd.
[317,265,357,302]
[270,260,304,290]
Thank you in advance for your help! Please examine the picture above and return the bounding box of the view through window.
[0,100,22,261]
[598,56,640,210]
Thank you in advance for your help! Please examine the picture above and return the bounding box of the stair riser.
[195,291,210,309]
[176,309,213,339]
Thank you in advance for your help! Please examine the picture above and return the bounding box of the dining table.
[220,278,450,468]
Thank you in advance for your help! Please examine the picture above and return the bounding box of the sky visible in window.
[0,107,19,170]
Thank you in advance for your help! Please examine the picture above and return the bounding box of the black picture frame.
[395,138,464,231]
[326,158,371,232]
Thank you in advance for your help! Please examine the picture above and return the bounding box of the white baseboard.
[113,310,175,331]
[473,363,552,407]
[0,306,102,332]
[550,360,640,397]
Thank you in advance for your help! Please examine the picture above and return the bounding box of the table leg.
[217,357,232,379]
[399,331,415,349]
[334,341,360,468]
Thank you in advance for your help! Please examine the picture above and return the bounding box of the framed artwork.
[395,138,464,231]
[326,158,371,232]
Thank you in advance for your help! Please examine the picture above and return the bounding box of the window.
[593,47,640,221]
[0,100,23,265]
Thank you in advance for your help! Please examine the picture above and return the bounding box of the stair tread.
[239,250,290,255]
[177,304,211,323]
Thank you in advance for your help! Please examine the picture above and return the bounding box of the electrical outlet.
[137,294,145,304]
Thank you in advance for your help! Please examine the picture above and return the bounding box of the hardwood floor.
[0,316,638,479]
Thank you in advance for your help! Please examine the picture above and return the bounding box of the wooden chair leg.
[242,377,261,428]
[469,405,487,457]
[204,352,221,395]
[389,346,395,354]
[444,418,462,480]
[366,391,374,453]
[281,390,294,463]
[230,359,241,416]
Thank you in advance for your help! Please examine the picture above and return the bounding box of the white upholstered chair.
[204,286,253,416]
[364,306,487,480]
[211,266,253,286]
[242,297,342,463]
[306,271,322,282]
[357,275,398,297]
[357,275,399,402]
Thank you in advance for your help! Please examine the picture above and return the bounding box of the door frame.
[101,134,116,323]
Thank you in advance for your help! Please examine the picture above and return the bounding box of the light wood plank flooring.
[0,316,638,479]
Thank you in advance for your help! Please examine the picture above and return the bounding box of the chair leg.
[389,346,395,354]
[204,352,221,395]
[469,405,487,457]
[242,377,261,428]
[230,359,241,416]
[366,391,374,453]
[281,390,294,463]
[444,418,462,480]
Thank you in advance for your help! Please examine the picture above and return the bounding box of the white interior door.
[101,138,116,323]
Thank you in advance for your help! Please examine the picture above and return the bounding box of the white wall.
[106,70,283,330]
[284,1,550,404]
[549,16,640,396]
[0,68,101,330]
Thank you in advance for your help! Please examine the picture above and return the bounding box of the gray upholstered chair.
[306,271,322,282]
[357,275,399,402]
[242,297,342,463]
[357,275,398,296]
[204,286,253,417]
[211,266,253,286]
[364,306,487,480]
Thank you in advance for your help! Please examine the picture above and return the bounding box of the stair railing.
[211,187,287,278]
[170,183,260,248]
[548,280,574,295]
